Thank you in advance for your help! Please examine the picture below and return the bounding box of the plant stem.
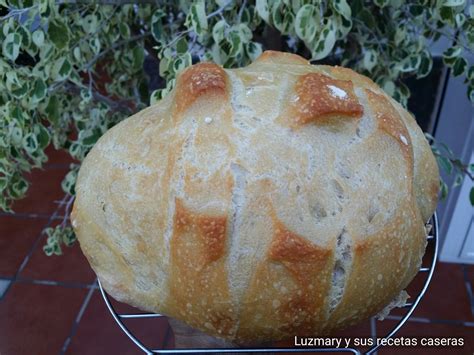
[69,5,120,52]
[0,5,38,22]
[237,0,247,23]
[161,0,234,54]
[61,194,75,228]
[206,0,233,19]
[452,159,474,180]
[84,32,150,70]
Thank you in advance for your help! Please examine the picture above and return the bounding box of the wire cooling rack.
[98,213,439,355]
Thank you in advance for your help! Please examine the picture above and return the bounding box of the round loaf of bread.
[72,50,439,343]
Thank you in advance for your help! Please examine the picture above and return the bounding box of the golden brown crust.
[72,50,439,344]
[254,50,309,65]
[269,220,330,262]
[366,89,412,156]
[270,220,333,336]
[168,198,235,337]
[326,200,425,332]
[173,62,229,116]
[394,107,440,222]
[175,198,227,264]
[365,89,415,189]
[321,65,379,90]
[234,214,333,342]
[288,73,363,127]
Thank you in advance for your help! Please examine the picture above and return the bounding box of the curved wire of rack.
[98,213,439,355]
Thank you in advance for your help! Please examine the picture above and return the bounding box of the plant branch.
[61,194,75,228]
[237,0,247,23]
[352,17,391,67]
[69,5,120,52]
[0,5,38,22]
[61,80,134,113]
[47,32,149,101]
[451,159,474,180]
[161,1,234,53]
[84,32,150,70]
[207,0,233,19]
[426,25,472,52]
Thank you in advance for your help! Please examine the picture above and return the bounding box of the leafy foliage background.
[0,0,473,255]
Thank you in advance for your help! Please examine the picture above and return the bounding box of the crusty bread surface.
[71,50,439,343]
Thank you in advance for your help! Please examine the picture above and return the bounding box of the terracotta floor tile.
[376,319,474,354]
[44,145,75,167]
[107,291,146,314]
[408,262,473,322]
[19,222,96,284]
[11,167,68,215]
[386,260,472,323]
[0,283,87,355]
[67,291,172,354]
[107,292,174,349]
[464,264,474,285]
[0,216,47,277]
[385,271,429,319]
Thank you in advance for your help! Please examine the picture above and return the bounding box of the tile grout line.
[18,195,69,273]
[60,278,97,355]
[0,194,69,301]
[163,323,172,349]
[462,264,474,316]
[15,277,97,290]
[0,212,52,219]
[370,317,377,355]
